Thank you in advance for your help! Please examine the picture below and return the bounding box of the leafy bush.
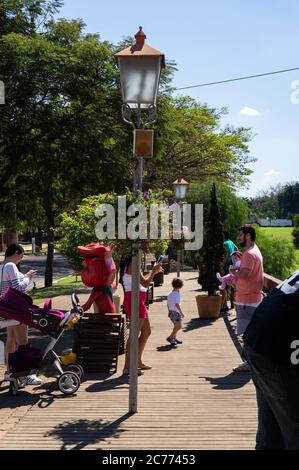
[293,227,299,249]
[255,226,296,279]
[59,190,171,271]
[292,214,299,249]
[185,179,248,268]
[188,180,248,239]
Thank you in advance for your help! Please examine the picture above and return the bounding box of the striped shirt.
[0,263,31,296]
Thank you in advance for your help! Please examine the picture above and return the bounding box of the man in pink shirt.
[230,225,264,372]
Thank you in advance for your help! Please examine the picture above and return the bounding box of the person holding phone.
[0,243,41,385]
[120,255,163,375]
[157,255,164,265]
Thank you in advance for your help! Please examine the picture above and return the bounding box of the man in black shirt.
[243,269,299,450]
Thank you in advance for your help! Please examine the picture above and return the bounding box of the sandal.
[122,369,143,376]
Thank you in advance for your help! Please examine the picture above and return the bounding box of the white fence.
[257,218,293,227]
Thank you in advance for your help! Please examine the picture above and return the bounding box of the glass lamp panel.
[119,57,161,108]
[175,185,187,200]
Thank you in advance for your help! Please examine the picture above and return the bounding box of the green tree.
[246,185,280,221]
[145,97,254,190]
[0,0,63,36]
[187,180,248,238]
[198,184,225,295]
[277,182,299,218]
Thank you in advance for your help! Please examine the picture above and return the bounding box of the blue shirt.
[224,240,238,266]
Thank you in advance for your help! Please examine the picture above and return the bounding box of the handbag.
[8,344,43,373]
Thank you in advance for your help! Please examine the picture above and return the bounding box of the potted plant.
[196,183,224,319]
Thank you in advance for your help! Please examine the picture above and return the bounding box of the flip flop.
[122,369,143,376]
[138,365,152,370]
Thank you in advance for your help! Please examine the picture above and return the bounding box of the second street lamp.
[173,178,189,278]
[115,28,165,414]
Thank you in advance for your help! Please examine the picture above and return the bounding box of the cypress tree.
[198,183,225,295]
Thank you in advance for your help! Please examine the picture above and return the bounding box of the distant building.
[256,218,293,227]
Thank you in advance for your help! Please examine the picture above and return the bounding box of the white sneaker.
[26,374,43,386]
[233,361,251,372]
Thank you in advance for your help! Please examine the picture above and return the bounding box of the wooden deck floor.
[0,270,257,450]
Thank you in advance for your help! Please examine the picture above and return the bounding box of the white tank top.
[122,272,147,293]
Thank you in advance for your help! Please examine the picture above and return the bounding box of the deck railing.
[263,273,281,291]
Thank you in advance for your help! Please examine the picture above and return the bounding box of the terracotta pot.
[195,294,222,319]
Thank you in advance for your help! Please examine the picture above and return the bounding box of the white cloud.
[240,106,260,117]
[264,169,280,180]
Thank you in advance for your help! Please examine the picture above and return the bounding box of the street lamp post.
[173,178,189,278]
[115,28,165,414]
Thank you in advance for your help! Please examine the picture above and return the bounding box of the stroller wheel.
[9,380,18,396]
[65,364,84,380]
[57,372,80,395]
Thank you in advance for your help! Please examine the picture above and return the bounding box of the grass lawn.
[259,227,294,240]
[259,226,299,268]
[31,275,85,305]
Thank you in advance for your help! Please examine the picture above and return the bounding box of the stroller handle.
[71,292,81,310]
[58,292,84,329]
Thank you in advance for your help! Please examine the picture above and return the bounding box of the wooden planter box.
[154,271,164,287]
[74,313,123,374]
[162,262,170,275]
[146,283,154,307]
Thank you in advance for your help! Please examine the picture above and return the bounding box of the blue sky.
[57,0,299,197]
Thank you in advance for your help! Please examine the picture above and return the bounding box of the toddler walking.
[166,278,184,346]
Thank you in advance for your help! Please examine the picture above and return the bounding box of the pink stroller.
[0,288,84,396]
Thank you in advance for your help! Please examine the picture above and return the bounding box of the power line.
[174,66,299,91]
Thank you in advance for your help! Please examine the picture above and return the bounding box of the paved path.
[0,253,74,288]
[0,270,257,450]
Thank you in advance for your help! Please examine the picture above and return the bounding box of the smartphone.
[157,255,164,265]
